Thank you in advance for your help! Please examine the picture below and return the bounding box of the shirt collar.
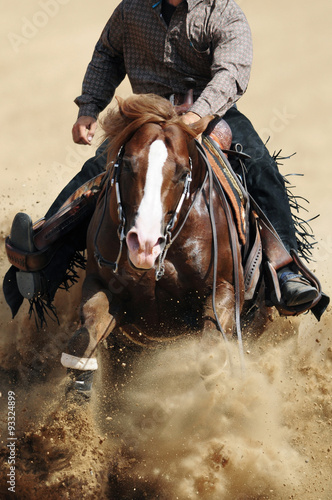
[151,0,208,11]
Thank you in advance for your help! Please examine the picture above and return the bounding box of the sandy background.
[0,0,332,498]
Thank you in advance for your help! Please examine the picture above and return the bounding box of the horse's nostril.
[157,236,166,248]
[127,231,140,251]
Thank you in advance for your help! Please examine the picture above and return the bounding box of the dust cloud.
[1,0,332,498]
[0,289,331,498]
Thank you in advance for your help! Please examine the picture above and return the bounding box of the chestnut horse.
[60,94,246,381]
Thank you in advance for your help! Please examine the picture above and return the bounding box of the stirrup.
[10,213,46,299]
[278,269,319,307]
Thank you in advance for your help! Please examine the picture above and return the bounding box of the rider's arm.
[189,0,253,118]
[74,3,126,121]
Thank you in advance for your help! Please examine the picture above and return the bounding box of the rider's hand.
[181,111,201,125]
[72,116,97,145]
[181,111,206,143]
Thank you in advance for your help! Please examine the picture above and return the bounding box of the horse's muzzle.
[126,229,166,270]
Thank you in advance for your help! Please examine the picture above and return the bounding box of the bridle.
[93,146,125,274]
[93,144,196,277]
[155,155,196,280]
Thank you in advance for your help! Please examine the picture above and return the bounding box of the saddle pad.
[202,135,247,245]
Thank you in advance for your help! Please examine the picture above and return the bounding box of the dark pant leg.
[24,142,108,307]
[223,107,297,251]
[45,141,108,219]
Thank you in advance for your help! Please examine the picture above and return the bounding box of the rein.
[196,141,245,368]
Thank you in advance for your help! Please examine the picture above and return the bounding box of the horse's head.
[102,94,213,271]
[121,121,197,270]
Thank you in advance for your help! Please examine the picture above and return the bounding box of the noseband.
[93,145,194,278]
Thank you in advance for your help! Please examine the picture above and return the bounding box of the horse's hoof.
[278,269,319,307]
[65,390,91,406]
[65,369,94,405]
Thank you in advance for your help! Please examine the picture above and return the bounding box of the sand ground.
[0,1,331,498]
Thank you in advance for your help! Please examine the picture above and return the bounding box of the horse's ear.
[188,115,215,138]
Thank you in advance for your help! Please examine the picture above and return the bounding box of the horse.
[60,93,258,395]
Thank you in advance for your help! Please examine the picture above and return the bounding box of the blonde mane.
[101,94,197,166]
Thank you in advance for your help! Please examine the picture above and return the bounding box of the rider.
[5,0,322,315]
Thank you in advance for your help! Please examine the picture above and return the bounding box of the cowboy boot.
[10,212,46,299]
[278,266,319,307]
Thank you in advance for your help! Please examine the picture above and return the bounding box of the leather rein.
[196,141,245,363]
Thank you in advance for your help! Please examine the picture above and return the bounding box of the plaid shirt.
[75,0,253,119]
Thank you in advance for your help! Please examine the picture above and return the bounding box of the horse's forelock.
[120,94,176,121]
[101,94,196,167]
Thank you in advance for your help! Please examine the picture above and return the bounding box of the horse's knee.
[82,291,114,345]
[82,291,110,323]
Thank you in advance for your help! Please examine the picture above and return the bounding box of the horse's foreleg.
[202,282,236,336]
[60,274,116,401]
[198,283,236,385]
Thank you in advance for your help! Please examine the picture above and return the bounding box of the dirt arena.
[1,1,331,498]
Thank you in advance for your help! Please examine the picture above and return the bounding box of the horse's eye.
[179,169,190,182]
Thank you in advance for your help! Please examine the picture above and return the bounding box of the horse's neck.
[189,141,207,189]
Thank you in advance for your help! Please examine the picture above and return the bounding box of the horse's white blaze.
[138,139,167,229]
[126,139,168,269]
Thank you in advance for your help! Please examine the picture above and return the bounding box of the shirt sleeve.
[190,1,253,118]
[74,3,127,119]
